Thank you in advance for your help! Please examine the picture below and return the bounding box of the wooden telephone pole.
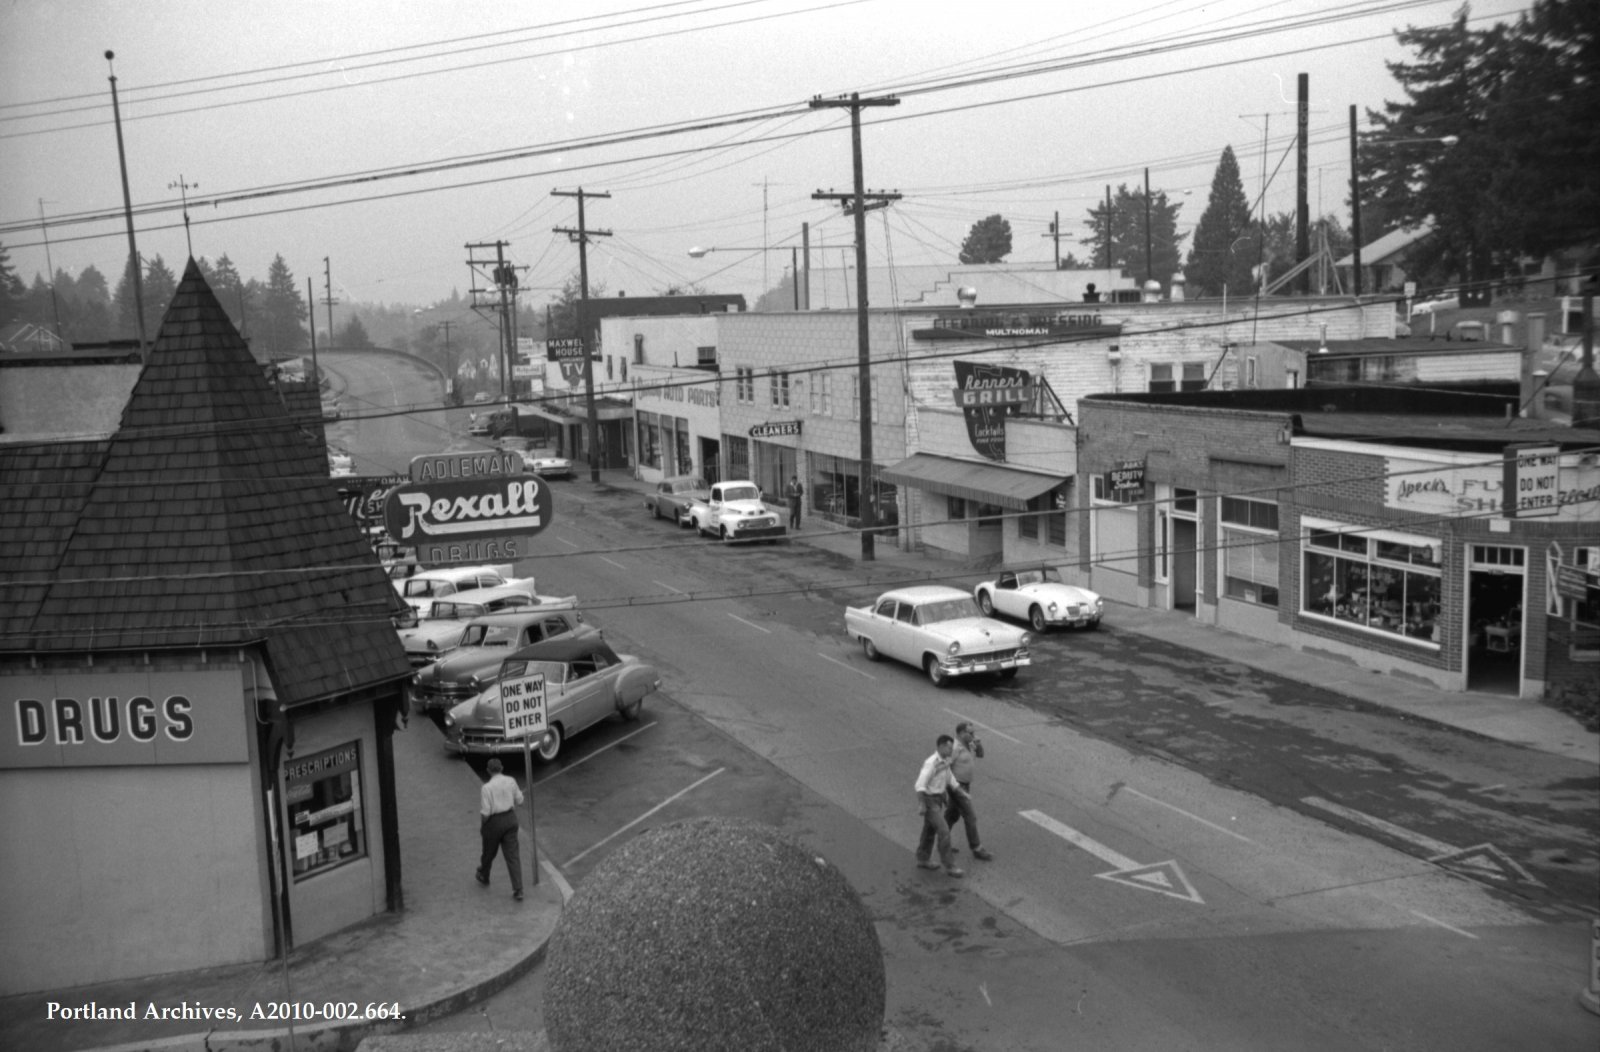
[553,189,612,483]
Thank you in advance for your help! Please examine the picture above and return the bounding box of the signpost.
[1503,444,1561,519]
[499,671,548,886]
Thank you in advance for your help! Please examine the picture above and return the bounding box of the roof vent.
[957,286,978,308]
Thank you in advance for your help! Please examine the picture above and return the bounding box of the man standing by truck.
[786,475,804,530]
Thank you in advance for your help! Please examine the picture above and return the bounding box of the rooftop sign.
[914,310,1122,342]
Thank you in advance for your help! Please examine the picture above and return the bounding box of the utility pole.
[106,51,146,355]
[1296,73,1310,295]
[307,277,319,382]
[466,241,516,403]
[1104,185,1112,271]
[553,189,613,483]
[322,257,339,349]
[37,200,65,342]
[810,91,901,562]
[1043,210,1062,269]
[802,222,812,310]
[1349,104,1363,297]
[1144,167,1153,287]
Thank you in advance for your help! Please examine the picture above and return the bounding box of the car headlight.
[1020,632,1036,648]
[1095,597,1104,610]
[443,713,455,729]
[426,639,438,652]
[947,641,961,655]
[466,676,482,691]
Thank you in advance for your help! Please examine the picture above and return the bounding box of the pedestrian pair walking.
[913,722,990,876]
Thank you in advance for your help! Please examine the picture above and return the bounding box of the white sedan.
[520,449,575,479]
[974,568,1103,632]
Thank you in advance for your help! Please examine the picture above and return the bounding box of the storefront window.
[285,741,367,882]
[637,412,661,470]
[1221,497,1280,607]
[809,452,861,519]
[675,418,693,476]
[725,435,750,480]
[1302,519,1440,644]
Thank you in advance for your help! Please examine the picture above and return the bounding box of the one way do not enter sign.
[500,674,548,740]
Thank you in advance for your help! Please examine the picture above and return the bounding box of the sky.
[0,0,1531,321]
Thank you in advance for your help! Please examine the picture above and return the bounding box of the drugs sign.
[382,476,551,545]
[499,674,547,741]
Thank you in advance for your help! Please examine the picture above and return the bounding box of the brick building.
[1077,386,1599,698]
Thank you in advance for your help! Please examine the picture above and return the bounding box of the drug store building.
[0,263,413,995]
[1077,385,1599,698]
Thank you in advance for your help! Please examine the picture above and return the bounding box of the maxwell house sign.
[953,360,1031,462]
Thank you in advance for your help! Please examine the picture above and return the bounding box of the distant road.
[320,350,482,477]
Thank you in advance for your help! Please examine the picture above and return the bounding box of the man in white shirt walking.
[476,758,526,901]
[913,734,968,877]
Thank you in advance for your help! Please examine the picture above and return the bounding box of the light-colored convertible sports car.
[974,568,1103,632]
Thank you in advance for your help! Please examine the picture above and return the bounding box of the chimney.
[1169,273,1186,302]
[1521,312,1545,417]
[1496,309,1520,345]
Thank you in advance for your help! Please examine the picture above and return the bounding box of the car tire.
[862,637,880,662]
[619,694,643,721]
[997,668,1018,681]
[651,503,661,520]
[534,725,563,762]
[924,656,950,688]
[977,592,995,616]
[720,526,730,542]
[1030,606,1048,632]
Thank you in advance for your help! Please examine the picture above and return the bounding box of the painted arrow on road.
[1302,796,1542,886]
[1020,809,1204,904]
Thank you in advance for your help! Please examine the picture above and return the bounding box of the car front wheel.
[977,591,995,616]
[924,656,950,688]
[1030,606,1048,632]
[618,694,643,721]
[862,637,880,662]
[651,503,661,519]
[534,725,563,762]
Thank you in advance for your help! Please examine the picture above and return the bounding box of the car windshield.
[916,597,983,625]
[722,485,759,501]
[461,623,521,647]
[1016,568,1065,587]
[672,479,705,494]
[499,660,567,687]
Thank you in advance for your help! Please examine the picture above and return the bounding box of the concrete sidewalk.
[592,467,1598,766]
[0,714,568,1052]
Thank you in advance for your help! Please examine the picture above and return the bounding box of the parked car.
[411,609,597,713]
[443,637,661,760]
[467,413,493,436]
[687,479,786,542]
[974,567,1104,631]
[520,449,575,479]
[395,564,522,618]
[844,585,1033,687]
[473,391,493,403]
[398,586,576,666]
[644,475,709,527]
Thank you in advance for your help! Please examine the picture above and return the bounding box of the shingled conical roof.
[2,259,409,706]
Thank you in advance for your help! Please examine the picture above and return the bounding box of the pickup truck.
[687,480,787,542]
[844,585,1033,687]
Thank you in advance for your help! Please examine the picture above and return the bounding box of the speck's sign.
[499,674,547,741]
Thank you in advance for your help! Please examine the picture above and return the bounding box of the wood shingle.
[0,260,410,707]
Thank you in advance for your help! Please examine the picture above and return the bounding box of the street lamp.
[687,245,805,309]
[1349,104,1458,296]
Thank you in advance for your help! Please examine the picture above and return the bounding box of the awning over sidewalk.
[879,453,1065,510]
[517,400,634,424]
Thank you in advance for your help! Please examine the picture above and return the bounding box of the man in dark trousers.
[913,734,968,877]
[476,758,526,901]
[944,721,993,860]
[786,475,804,530]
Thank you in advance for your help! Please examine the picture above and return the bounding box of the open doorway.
[1466,546,1525,694]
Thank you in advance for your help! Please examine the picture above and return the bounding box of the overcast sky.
[1,0,1528,314]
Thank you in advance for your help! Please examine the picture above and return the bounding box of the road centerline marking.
[728,613,771,634]
[1019,809,1204,904]
[1121,785,1254,844]
[556,536,579,549]
[819,652,875,679]
[565,767,726,868]
[599,555,627,570]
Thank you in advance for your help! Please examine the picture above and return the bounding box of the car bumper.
[444,733,524,756]
[412,687,477,713]
[939,652,1031,676]
[723,524,787,542]
[1042,612,1101,627]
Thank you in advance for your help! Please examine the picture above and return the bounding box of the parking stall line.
[819,652,876,680]
[598,555,628,570]
[1409,909,1479,940]
[556,536,580,549]
[652,580,686,594]
[530,722,658,788]
[563,767,726,868]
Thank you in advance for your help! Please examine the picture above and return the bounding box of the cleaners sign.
[499,673,548,741]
